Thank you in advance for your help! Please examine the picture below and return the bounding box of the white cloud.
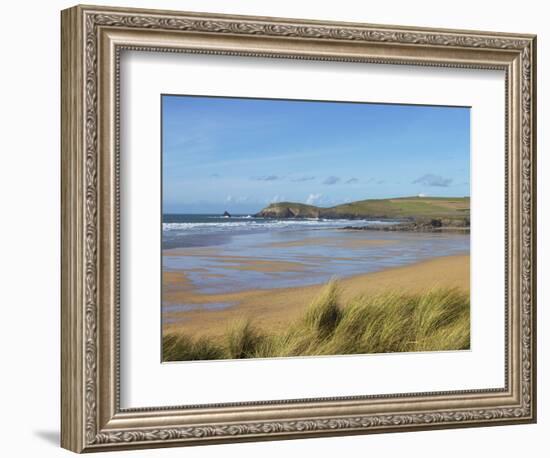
[291,175,316,182]
[251,175,281,181]
[268,195,285,204]
[306,193,323,205]
[413,174,452,187]
[323,176,341,185]
[226,195,250,203]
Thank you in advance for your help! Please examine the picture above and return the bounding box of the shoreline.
[163,254,470,339]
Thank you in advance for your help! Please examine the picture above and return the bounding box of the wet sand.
[163,254,470,339]
[163,229,469,295]
[266,237,398,249]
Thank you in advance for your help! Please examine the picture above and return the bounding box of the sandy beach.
[163,254,469,339]
[266,237,398,248]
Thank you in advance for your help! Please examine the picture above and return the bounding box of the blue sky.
[162,95,470,214]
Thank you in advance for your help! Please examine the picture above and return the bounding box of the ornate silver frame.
[61,4,537,453]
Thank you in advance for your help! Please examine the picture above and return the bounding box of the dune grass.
[162,281,470,361]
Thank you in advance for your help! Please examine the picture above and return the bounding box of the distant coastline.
[252,195,470,232]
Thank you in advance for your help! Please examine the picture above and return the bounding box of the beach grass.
[162,281,470,361]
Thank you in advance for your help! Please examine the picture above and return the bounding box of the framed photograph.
[61,4,537,453]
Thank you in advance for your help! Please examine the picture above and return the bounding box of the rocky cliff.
[255,202,321,218]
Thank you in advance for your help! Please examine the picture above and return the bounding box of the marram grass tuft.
[163,281,470,361]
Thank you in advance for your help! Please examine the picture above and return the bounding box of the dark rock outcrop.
[341,217,470,233]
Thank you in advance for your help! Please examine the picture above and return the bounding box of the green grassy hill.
[255,196,470,221]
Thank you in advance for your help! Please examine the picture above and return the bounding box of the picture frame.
[61,4,537,453]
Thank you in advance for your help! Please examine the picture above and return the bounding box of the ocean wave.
[163,218,394,233]
[206,215,253,219]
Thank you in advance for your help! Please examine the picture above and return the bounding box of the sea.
[162,214,470,298]
[162,214,396,249]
